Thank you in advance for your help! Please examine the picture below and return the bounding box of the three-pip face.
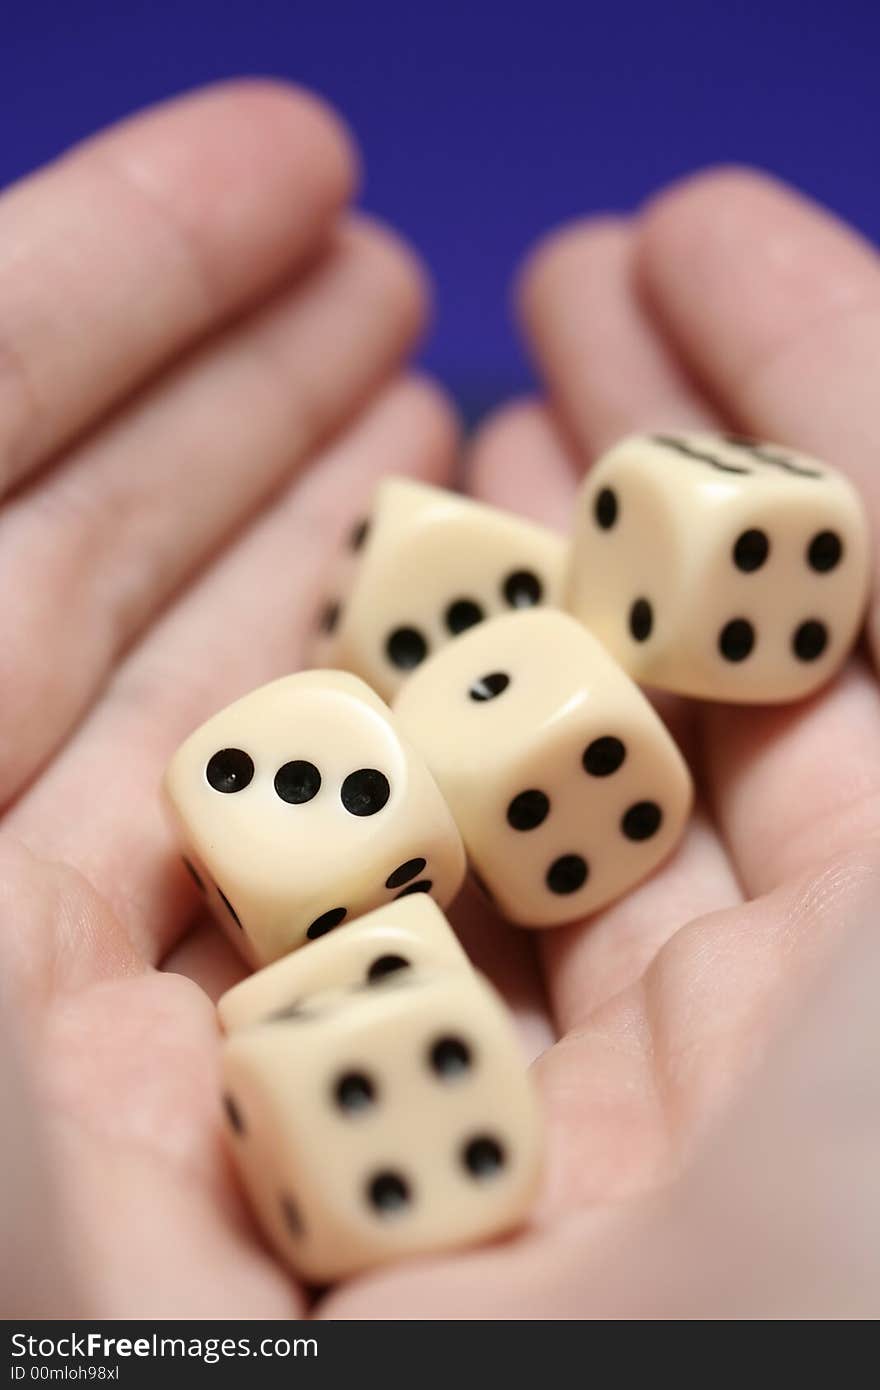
[312,478,567,700]
[163,672,466,967]
[566,432,871,703]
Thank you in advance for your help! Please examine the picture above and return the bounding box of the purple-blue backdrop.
[3,1,878,416]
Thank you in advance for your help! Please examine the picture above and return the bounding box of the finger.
[636,168,880,650]
[0,217,425,806]
[469,398,578,531]
[635,169,880,887]
[6,378,459,964]
[542,808,738,1026]
[467,404,741,1028]
[517,217,714,460]
[0,80,355,494]
[447,884,555,1062]
[0,974,82,1316]
[161,917,250,1005]
[699,659,880,896]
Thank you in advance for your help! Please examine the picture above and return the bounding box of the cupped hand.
[3,102,879,1320]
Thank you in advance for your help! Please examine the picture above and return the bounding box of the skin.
[1,82,879,1319]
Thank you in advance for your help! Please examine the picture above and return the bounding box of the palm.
[5,89,880,1319]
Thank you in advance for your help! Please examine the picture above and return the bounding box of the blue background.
[3,1,878,417]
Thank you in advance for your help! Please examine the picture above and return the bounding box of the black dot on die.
[429,1036,472,1079]
[386,626,429,670]
[367,954,411,984]
[506,789,550,831]
[395,880,433,899]
[733,528,770,573]
[274,760,321,804]
[349,517,370,551]
[218,887,243,930]
[385,858,427,890]
[469,671,510,702]
[319,600,341,635]
[205,747,254,794]
[719,618,756,662]
[546,854,589,895]
[445,598,485,634]
[629,598,653,643]
[268,1001,311,1023]
[223,1093,244,1135]
[808,531,843,573]
[583,736,626,777]
[367,1171,411,1216]
[793,620,829,662]
[503,570,543,608]
[280,1194,304,1238]
[306,906,347,939]
[341,768,391,817]
[594,487,618,530]
[462,1135,505,1179]
[182,857,205,892]
[622,801,663,841]
[334,1071,376,1114]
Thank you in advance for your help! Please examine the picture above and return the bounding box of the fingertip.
[205,77,361,205]
[103,78,361,209]
[468,397,578,530]
[638,164,877,279]
[393,371,463,469]
[470,396,546,484]
[516,215,633,325]
[340,213,433,350]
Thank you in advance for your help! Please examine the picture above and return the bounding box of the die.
[565,432,871,703]
[218,895,471,1032]
[221,969,542,1283]
[163,671,466,967]
[312,477,566,700]
[393,609,692,927]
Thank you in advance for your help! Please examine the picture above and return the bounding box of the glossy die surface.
[221,970,542,1283]
[394,610,692,927]
[313,477,566,700]
[218,896,471,1032]
[163,671,466,967]
[566,432,870,703]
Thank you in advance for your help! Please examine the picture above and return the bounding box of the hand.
[4,120,879,1319]
[0,81,458,1318]
[324,171,880,1317]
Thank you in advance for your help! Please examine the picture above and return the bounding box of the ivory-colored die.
[221,969,542,1283]
[566,432,870,703]
[163,672,466,967]
[218,896,471,1032]
[312,477,566,700]
[393,610,692,927]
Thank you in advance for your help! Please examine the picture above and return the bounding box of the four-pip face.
[221,968,542,1284]
[162,671,466,967]
[394,610,693,927]
[312,477,567,700]
[566,432,871,703]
